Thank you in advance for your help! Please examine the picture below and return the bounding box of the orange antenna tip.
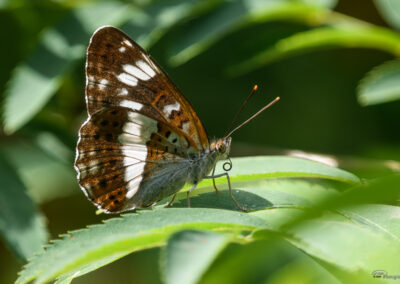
[224,84,260,136]
[224,96,280,138]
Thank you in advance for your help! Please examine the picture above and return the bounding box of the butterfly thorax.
[186,137,231,185]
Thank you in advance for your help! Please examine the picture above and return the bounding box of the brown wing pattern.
[85,26,209,150]
[75,107,190,212]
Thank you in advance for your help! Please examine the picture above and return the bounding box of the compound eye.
[218,144,226,153]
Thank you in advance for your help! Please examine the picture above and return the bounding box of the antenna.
[225,85,258,136]
[224,96,280,138]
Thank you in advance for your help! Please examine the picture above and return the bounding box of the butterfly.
[75,26,279,213]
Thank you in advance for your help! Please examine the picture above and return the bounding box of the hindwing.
[75,107,192,212]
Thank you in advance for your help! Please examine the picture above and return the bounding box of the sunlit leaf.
[209,155,360,186]
[340,204,400,242]
[331,174,400,208]
[172,178,340,213]
[169,0,331,66]
[254,205,400,283]
[357,59,400,105]
[16,177,347,282]
[291,208,400,280]
[16,168,397,283]
[0,154,48,260]
[252,174,400,228]
[230,25,400,76]
[16,209,266,284]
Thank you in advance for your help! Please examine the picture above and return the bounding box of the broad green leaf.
[172,178,340,213]
[205,155,360,187]
[288,213,400,278]
[340,204,400,243]
[16,209,266,284]
[2,140,77,203]
[231,25,400,75]
[261,250,341,284]
[163,155,357,212]
[0,154,48,260]
[199,239,340,284]
[34,131,73,165]
[3,1,134,134]
[16,175,391,283]
[328,174,400,208]
[54,255,126,284]
[168,0,339,66]
[357,59,400,105]
[161,230,231,284]
[253,205,400,283]
[374,0,400,30]
[251,174,400,228]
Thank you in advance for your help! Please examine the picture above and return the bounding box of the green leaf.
[198,238,340,284]
[327,174,400,209]
[16,209,266,284]
[161,155,357,212]
[17,173,392,283]
[0,154,48,260]
[2,140,77,203]
[357,59,400,105]
[288,208,400,276]
[207,155,360,186]
[374,0,400,30]
[169,0,332,66]
[3,1,133,134]
[122,0,217,49]
[230,24,400,75]
[172,178,340,213]
[340,204,400,242]
[303,0,338,8]
[54,255,125,284]
[251,174,400,229]
[253,205,400,282]
[161,230,231,284]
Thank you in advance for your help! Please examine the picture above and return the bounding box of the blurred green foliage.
[1,0,400,283]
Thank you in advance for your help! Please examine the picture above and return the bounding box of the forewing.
[75,107,191,213]
[85,26,209,151]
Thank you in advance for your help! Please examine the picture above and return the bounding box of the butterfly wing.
[85,26,209,151]
[76,26,209,212]
[75,107,192,212]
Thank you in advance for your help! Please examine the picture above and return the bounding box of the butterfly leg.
[205,173,247,212]
[186,183,198,208]
[211,166,220,194]
[166,194,177,207]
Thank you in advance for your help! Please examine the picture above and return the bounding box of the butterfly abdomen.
[134,160,190,207]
